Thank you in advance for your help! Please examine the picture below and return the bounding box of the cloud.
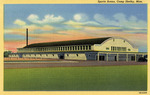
[23,24,54,32]
[14,19,26,26]
[64,20,83,26]
[94,14,117,26]
[83,26,121,31]
[5,28,26,34]
[82,21,101,26]
[73,13,88,22]
[64,20,100,26]
[27,14,64,24]
[113,13,127,23]
[94,13,147,29]
[5,24,54,35]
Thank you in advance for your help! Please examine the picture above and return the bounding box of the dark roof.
[24,37,111,48]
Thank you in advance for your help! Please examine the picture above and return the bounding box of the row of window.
[66,54,91,57]
[111,46,127,51]
[24,54,81,57]
[18,45,92,52]
[112,39,126,43]
[23,54,55,56]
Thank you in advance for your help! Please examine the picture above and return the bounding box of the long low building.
[9,37,147,61]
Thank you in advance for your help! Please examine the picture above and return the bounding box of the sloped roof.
[24,37,111,48]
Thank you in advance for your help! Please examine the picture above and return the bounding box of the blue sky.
[4,4,147,27]
[4,4,147,52]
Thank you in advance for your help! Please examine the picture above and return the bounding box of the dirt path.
[4,61,147,69]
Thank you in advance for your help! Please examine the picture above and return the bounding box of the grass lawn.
[4,65,147,91]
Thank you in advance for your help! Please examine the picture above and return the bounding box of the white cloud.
[27,14,64,24]
[83,21,101,26]
[94,14,118,26]
[73,13,88,22]
[94,13,147,29]
[14,19,26,26]
[64,20,100,26]
[5,24,54,34]
[22,24,54,32]
[64,20,83,26]
[129,15,137,22]
[113,13,127,22]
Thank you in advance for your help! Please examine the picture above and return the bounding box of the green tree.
[4,51,12,57]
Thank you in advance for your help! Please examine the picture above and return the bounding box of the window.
[128,49,131,51]
[83,46,85,50]
[70,47,72,50]
[52,54,54,56]
[106,47,109,50]
[113,47,115,51]
[68,47,69,50]
[118,47,121,51]
[55,47,57,50]
[46,54,48,56]
[111,46,126,51]
[80,46,82,50]
[67,54,69,56]
[75,46,77,50]
[114,47,116,51]
[40,48,42,51]
[76,54,78,57]
[122,47,126,51]
[124,40,125,43]
[65,47,67,50]
[86,46,88,50]
[89,46,91,50]
[113,39,115,41]
[78,46,80,50]
[131,56,135,61]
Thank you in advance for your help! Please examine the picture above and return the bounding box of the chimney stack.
[26,28,28,46]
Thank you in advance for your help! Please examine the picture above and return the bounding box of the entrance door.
[115,56,117,61]
[99,56,105,61]
[59,55,64,59]
[131,56,135,61]
[18,54,22,58]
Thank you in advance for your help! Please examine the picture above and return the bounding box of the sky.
[4,4,147,52]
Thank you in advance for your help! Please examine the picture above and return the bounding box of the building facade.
[9,37,147,61]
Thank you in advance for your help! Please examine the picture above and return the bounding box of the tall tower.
[26,28,28,46]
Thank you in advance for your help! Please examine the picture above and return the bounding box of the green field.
[4,65,147,91]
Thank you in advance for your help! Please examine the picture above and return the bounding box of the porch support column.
[126,54,128,62]
[79,45,81,51]
[117,53,119,61]
[97,52,99,61]
[135,54,137,62]
[106,53,108,61]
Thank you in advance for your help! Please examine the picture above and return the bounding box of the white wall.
[65,53,87,60]
[94,38,138,52]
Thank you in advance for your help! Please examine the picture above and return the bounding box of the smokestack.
[26,28,28,46]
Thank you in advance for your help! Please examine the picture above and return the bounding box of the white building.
[9,37,147,61]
